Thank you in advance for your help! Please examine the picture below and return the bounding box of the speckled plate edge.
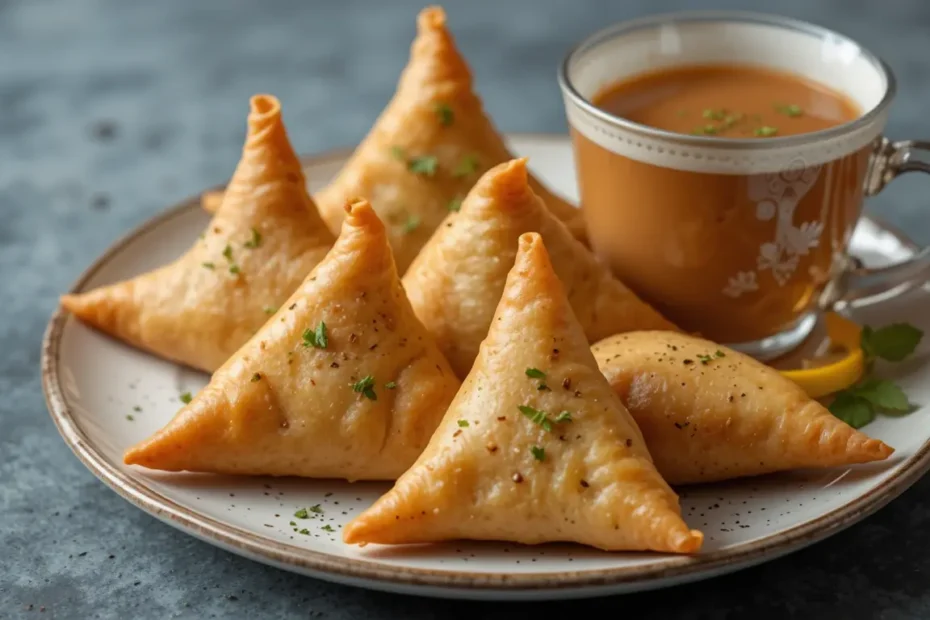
[40,134,930,599]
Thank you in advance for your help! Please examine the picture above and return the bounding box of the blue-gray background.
[4,0,930,618]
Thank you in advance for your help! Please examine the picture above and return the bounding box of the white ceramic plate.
[42,134,930,600]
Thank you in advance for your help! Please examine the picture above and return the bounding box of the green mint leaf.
[353,375,377,401]
[302,322,327,349]
[525,368,546,379]
[862,323,923,362]
[853,378,911,412]
[829,391,876,429]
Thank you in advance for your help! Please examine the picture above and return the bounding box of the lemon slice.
[779,312,864,399]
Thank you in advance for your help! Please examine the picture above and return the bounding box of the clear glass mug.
[558,11,930,360]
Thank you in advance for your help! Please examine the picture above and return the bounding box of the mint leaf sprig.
[829,322,922,429]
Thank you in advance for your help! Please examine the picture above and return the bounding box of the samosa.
[343,233,703,554]
[403,157,676,378]
[61,95,335,373]
[593,331,894,485]
[123,200,460,481]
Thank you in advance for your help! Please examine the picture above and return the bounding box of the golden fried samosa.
[123,200,460,480]
[343,233,703,554]
[311,6,586,272]
[61,95,335,373]
[402,157,677,378]
[593,331,894,485]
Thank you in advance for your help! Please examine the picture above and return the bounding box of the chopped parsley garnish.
[298,528,310,535]
[702,108,726,121]
[452,154,479,177]
[390,145,406,160]
[179,392,192,404]
[202,262,215,270]
[525,368,546,379]
[228,264,241,275]
[309,504,323,514]
[321,524,335,532]
[251,372,262,382]
[829,322,923,428]
[402,214,420,234]
[244,227,262,249]
[457,419,470,428]
[518,405,552,432]
[531,446,545,461]
[692,125,718,135]
[408,155,438,176]
[385,381,397,390]
[263,306,278,315]
[754,126,778,137]
[715,350,726,358]
[554,411,573,423]
[352,375,377,401]
[222,245,233,261]
[302,321,328,349]
[434,103,454,126]
[775,103,803,117]
[294,508,309,519]
[126,414,134,421]
[133,406,142,412]
[447,196,463,212]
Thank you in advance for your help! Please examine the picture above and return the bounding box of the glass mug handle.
[821,138,930,308]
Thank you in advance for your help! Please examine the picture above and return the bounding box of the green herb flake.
[525,368,546,379]
[251,372,262,383]
[715,350,726,358]
[309,504,323,514]
[402,214,420,234]
[302,321,328,349]
[126,414,134,421]
[452,154,479,177]
[408,155,439,176]
[537,383,551,391]
[228,264,241,275]
[554,411,573,423]
[321,524,335,532]
[390,145,406,160]
[133,406,142,412]
[434,103,454,126]
[531,445,545,462]
[352,375,377,401]
[202,262,216,270]
[447,196,463,212]
[775,103,804,117]
[518,405,552,432]
[457,419,470,428]
[263,306,278,315]
[179,392,192,404]
[222,245,233,261]
[294,508,309,519]
[753,126,778,137]
[385,381,397,390]
[298,528,310,535]
[692,124,718,135]
[244,227,262,249]
[702,108,726,121]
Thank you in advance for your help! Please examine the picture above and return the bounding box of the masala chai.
[571,63,868,343]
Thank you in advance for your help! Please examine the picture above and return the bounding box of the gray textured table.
[5,0,930,617]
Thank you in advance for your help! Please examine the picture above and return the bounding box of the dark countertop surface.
[4,0,930,617]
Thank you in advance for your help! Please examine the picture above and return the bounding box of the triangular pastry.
[343,233,703,553]
[311,6,587,273]
[61,95,336,373]
[123,200,461,481]
[593,331,894,485]
[402,157,677,378]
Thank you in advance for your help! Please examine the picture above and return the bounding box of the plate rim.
[41,132,930,594]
